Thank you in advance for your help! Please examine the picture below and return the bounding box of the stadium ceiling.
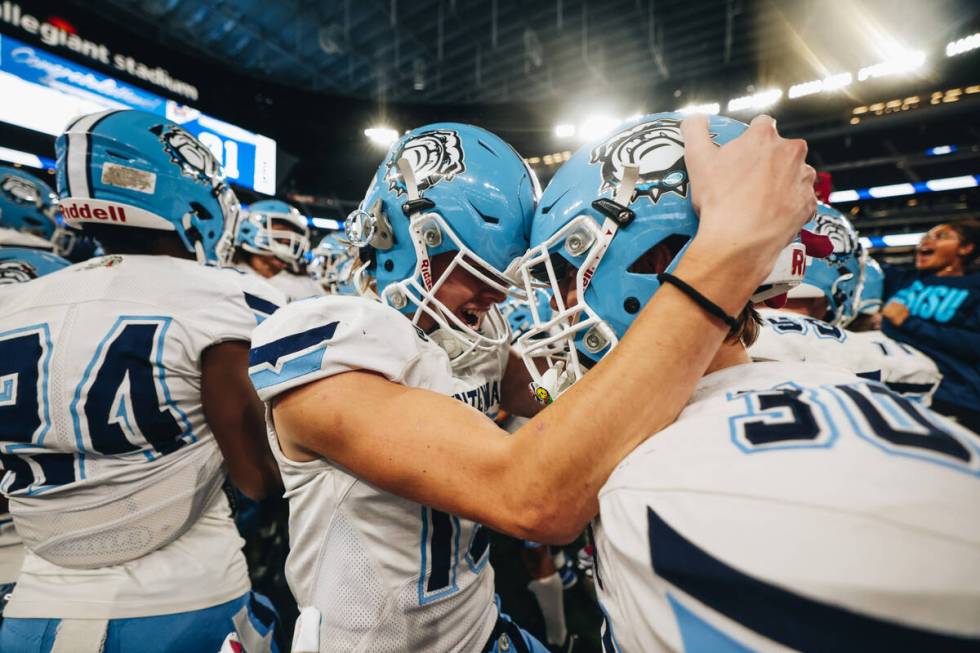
[77,0,980,105]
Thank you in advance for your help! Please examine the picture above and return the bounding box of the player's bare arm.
[203,340,283,501]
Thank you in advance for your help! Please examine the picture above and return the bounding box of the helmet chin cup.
[751,241,807,303]
[529,361,573,406]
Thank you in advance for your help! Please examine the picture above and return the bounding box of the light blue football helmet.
[345,123,539,361]
[0,246,70,284]
[235,199,311,265]
[55,109,240,263]
[515,113,808,402]
[311,231,355,294]
[787,203,863,326]
[0,166,58,239]
[858,255,884,315]
[51,222,104,263]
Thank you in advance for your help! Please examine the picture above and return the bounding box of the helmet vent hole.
[628,234,689,275]
[624,297,640,314]
[476,140,498,157]
[384,259,394,272]
[467,200,500,224]
[189,202,214,221]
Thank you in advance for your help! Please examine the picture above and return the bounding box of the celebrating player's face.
[427,251,507,331]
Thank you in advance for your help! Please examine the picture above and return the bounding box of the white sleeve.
[248,295,427,401]
[848,331,943,404]
[170,265,286,348]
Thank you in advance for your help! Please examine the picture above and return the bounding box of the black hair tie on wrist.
[656,272,739,332]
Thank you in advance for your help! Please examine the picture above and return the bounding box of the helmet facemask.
[515,214,620,404]
[311,238,355,292]
[516,157,810,406]
[245,211,310,264]
[382,208,517,364]
[349,156,524,365]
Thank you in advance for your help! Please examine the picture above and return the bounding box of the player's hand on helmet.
[681,114,816,283]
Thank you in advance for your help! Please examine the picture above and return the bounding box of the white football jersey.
[0,515,23,584]
[595,361,980,653]
[233,262,325,302]
[0,254,284,618]
[249,295,508,652]
[750,309,942,404]
[267,270,327,302]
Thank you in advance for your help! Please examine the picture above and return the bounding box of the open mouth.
[459,306,488,328]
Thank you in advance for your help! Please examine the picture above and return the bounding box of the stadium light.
[829,174,979,203]
[554,123,576,139]
[926,145,956,156]
[727,89,782,113]
[881,233,925,247]
[311,217,342,230]
[0,146,47,169]
[577,115,620,141]
[925,175,978,191]
[947,33,980,57]
[857,50,925,82]
[859,233,927,249]
[868,183,916,198]
[677,102,720,115]
[829,189,860,203]
[788,72,853,99]
[364,126,399,147]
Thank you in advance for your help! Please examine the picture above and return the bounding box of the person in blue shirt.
[880,220,980,432]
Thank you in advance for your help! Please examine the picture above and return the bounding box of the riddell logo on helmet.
[420,258,434,289]
[61,202,127,223]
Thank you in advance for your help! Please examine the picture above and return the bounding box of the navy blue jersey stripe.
[249,322,338,368]
[427,509,454,593]
[856,370,882,381]
[647,506,979,651]
[248,593,279,630]
[243,292,280,316]
[884,381,937,395]
[85,111,116,199]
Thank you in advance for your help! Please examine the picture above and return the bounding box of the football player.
[247,115,817,652]
[0,166,58,251]
[233,200,324,301]
[0,109,284,652]
[0,247,69,625]
[309,231,356,295]
[749,204,942,404]
[514,114,980,652]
